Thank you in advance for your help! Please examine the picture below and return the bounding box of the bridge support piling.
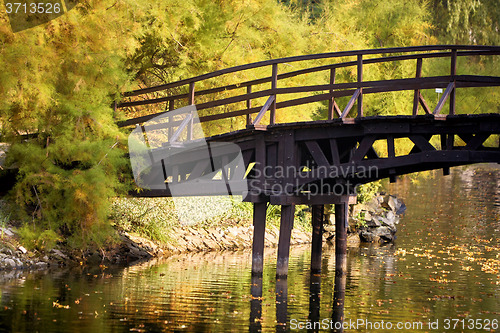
[251,202,268,276]
[276,204,295,278]
[335,200,348,274]
[310,205,324,274]
[332,199,349,331]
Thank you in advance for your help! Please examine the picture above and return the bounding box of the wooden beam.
[341,89,361,119]
[419,92,431,114]
[465,133,490,150]
[387,135,395,158]
[270,194,356,206]
[330,139,341,166]
[409,135,436,152]
[305,141,330,167]
[433,82,455,115]
[351,135,377,162]
[252,95,275,126]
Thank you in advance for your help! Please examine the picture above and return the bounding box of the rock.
[382,195,406,215]
[1,248,13,256]
[1,228,14,237]
[378,211,397,231]
[365,216,381,227]
[14,258,23,267]
[372,226,394,243]
[396,201,406,215]
[4,258,17,268]
[51,249,69,260]
[18,246,27,254]
[347,233,361,246]
[35,262,48,269]
[359,230,379,243]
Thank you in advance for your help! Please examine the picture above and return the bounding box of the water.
[0,165,499,332]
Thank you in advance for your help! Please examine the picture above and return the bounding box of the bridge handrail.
[116,45,500,129]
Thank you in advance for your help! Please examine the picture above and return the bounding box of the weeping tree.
[0,0,142,248]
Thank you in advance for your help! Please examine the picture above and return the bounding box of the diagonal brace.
[253,95,275,126]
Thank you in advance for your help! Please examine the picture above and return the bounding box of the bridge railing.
[116,45,500,135]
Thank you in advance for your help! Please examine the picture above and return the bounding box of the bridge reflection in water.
[249,257,347,333]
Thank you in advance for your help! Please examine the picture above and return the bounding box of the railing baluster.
[246,85,252,126]
[270,63,278,125]
[450,49,457,115]
[187,82,195,140]
[413,58,423,116]
[357,54,363,118]
[328,67,340,120]
[168,99,174,139]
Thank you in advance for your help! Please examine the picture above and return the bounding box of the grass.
[109,196,313,244]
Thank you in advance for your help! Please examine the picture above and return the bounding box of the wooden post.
[270,63,278,125]
[251,202,267,276]
[332,200,348,331]
[413,58,423,116]
[450,49,457,115]
[246,85,252,126]
[334,201,348,276]
[310,204,324,274]
[357,54,363,118]
[276,204,294,277]
[328,68,337,120]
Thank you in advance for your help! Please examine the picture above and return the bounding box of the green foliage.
[0,0,138,247]
[18,225,60,251]
[430,0,500,45]
[356,181,382,204]
[355,211,367,228]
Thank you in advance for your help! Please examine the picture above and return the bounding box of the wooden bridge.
[116,45,500,280]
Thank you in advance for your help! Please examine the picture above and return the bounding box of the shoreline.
[0,192,403,272]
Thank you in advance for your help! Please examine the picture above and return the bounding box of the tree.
[0,0,140,247]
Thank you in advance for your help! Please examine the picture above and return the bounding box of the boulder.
[372,226,395,243]
[4,258,17,268]
[359,230,379,243]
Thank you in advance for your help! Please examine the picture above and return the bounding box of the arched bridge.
[116,45,500,277]
[117,45,500,202]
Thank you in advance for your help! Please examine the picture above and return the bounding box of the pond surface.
[0,165,499,332]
